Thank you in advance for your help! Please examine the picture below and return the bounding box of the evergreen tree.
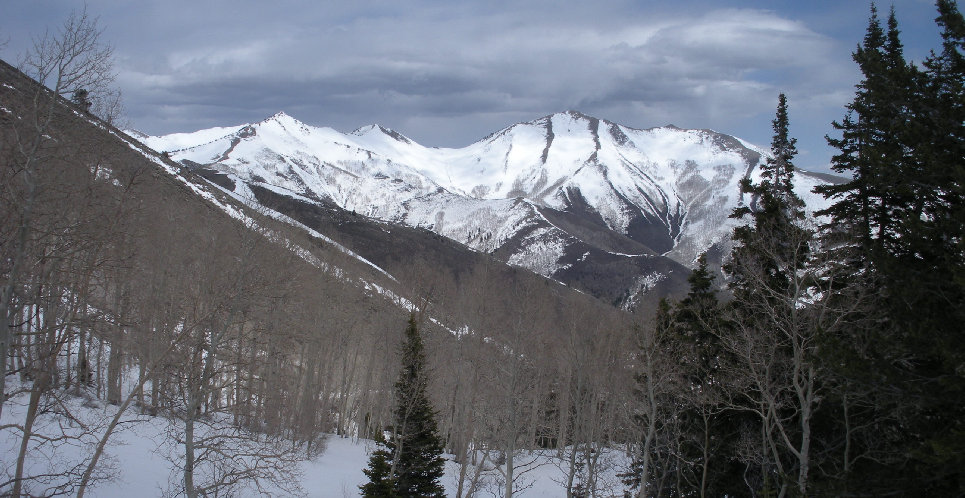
[917,6,965,486]
[672,255,744,497]
[71,88,92,112]
[724,94,815,496]
[883,0,965,490]
[913,0,965,296]
[814,2,965,494]
[727,92,809,306]
[360,315,446,498]
[758,93,803,215]
[814,5,916,257]
[676,254,723,385]
[360,430,397,497]
[920,1,965,242]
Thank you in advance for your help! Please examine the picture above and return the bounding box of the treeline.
[620,2,965,496]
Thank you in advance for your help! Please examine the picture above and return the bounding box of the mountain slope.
[1,56,673,498]
[142,110,832,308]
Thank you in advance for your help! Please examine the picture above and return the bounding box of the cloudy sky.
[1,0,949,172]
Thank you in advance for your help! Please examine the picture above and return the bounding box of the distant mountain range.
[135,110,834,309]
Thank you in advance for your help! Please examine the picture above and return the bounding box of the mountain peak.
[559,110,594,120]
[529,110,600,125]
[351,124,413,144]
[261,111,304,127]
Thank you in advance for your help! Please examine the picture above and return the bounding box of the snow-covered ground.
[1,381,631,497]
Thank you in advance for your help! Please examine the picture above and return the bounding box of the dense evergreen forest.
[618,3,964,496]
[1,2,963,497]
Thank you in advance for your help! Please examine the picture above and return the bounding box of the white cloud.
[7,0,908,171]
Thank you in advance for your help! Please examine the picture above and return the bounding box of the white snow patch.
[507,228,569,277]
[622,271,669,310]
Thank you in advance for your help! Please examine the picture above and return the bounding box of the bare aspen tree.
[1,6,117,418]
[485,277,555,498]
[162,217,304,498]
[1,30,132,494]
[625,301,681,498]
[720,213,863,496]
[553,306,629,498]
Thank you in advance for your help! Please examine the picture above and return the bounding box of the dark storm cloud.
[0,0,948,170]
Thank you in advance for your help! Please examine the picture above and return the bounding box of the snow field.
[1,381,633,497]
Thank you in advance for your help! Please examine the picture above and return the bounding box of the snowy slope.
[0,381,630,497]
[140,111,833,306]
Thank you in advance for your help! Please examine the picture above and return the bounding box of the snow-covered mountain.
[140,111,831,308]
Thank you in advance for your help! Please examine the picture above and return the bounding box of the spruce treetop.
[361,314,445,498]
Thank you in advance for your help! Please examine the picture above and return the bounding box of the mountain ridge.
[139,110,832,308]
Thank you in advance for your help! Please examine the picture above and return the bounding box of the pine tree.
[914,0,965,292]
[724,94,815,496]
[814,5,915,258]
[814,2,965,493]
[360,430,397,497]
[888,0,965,490]
[727,93,809,305]
[71,88,92,112]
[360,315,446,498]
[920,1,965,240]
[672,255,745,497]
[676,254,722,385]
[759,93,803,215]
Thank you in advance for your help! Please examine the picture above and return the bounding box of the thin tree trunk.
[636,357,658,498]
[0,151,37,421]
[12,371,49,497]
[184,408,198,498]
[700,412,710,498]
[565,443,578,497]
[504,442,515,498]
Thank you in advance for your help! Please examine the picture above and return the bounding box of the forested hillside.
[0,30,637,496]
